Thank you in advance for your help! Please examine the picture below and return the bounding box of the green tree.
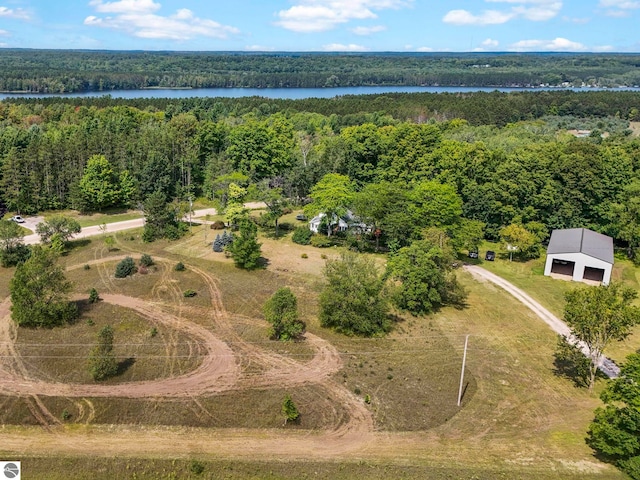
[281,394,300,425]
[564,283,640,391]
[142,190,180,242]
[88,325,118,381]
[35,215,81,244]
[226,218,262,270]
[263,287,305,341]
[78,154,121,211]
[387,239,467,316]
[588,353,640,479]
[499,223,537,261]
[0,219,29,267]
[449,218,486,254]
[319,252,389,337]
[304,173,354,237]
[10,246,77,327]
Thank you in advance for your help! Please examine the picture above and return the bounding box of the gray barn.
[543,228,613,285]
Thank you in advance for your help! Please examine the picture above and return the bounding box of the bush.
[83,264,91,270]
[301,253,308,259]
[0,244,31,267]
[310,235,334,248]
[183,289,197,297]
[114,257,136,278]
[292,227,312,245]
[138,265,148,275]
[189,460,205,475]
[210,220,225,230]
[174,262,186,271]
[140,254,153,267]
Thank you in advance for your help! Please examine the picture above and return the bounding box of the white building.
[543,228,613,285]
[308,210,369,235]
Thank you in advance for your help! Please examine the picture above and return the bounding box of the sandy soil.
[0,255,373,454]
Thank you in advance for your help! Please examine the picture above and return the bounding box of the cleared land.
[0,224,629,479]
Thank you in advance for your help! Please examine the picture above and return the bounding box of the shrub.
[140,254,153,267]
[174,262,186,271]
[212,234,224,252]
[138,265,148,275]
[310,235,333,248]
[189,460,205,475]
[83,264,91,270]
[183,289,197,297]
[301,253,308,259]
[150,326,158,337]
[211,221,225,230]
[61,409,71,421]
[0,244,31,267]
[281,394,300,424]
[114,257,136,278]
[292,226,312,245]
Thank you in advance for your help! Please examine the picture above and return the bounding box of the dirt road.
[464,265,620,378]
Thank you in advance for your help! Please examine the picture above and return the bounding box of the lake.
[2,85,638,101]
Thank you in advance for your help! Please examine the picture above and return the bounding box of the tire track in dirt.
[1,255,374,450]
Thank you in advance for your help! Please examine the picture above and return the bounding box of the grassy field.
[0,225,631,479]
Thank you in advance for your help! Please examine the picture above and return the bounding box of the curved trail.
[0,253,373,449]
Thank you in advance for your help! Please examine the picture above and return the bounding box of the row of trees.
[1,51,640,93]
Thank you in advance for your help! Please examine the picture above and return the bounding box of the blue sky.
[0,0,638,52]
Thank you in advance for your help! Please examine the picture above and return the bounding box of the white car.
[10,215,25,223]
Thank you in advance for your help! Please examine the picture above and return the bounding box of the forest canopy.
[1,50,640,93]
[1,89,639,256]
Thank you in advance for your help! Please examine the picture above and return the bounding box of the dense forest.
[2,50,640,93]
[2,90,640,257]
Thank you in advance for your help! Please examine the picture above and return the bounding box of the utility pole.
[457,334,470,407]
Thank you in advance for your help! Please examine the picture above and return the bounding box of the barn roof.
[547,228,614,264]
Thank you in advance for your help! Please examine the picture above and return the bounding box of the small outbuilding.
[543,228,613,285]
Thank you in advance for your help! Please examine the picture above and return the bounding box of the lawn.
[0,227,630,479]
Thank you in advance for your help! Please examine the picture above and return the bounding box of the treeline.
[5,90,640,127]
[2,50,640,93]
[2,91,640,256]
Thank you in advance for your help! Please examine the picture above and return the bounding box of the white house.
[309,210,369,234]
[543,228,613,285]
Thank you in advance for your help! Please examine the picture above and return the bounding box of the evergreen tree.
[226,219,262,269]
[213,234,223,252]
[88,325,118,381]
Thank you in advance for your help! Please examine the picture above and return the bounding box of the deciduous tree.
[88,325,118,381]
[305,173,354,237]
[35,215,81,244]
[10,246,77,328]
[564,283,640,391]
[319,252,389,336]
[263,287,305,341]
[588,353,640,479]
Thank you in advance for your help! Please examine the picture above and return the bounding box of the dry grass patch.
[15,301,203,384]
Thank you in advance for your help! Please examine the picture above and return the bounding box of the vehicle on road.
[10,215,25,223]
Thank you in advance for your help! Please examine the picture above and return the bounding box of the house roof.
[546,228,614,264]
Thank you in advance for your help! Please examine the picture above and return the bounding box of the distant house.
[543,228,613,285]
[309,210,369,235]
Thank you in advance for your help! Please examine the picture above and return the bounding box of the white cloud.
[322,43,368,51]
[444,0,561,26]
[599,0,640,16]
[509,37,586,51]
[276,0,412,33]
[443,9,513,25]
[245,45,276,51]
[351,25,386,35]
[416,46,434,51]
[482,38,499,47]
[89,0,160,14]
[0,6,30,20]
[85,1,240,40]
